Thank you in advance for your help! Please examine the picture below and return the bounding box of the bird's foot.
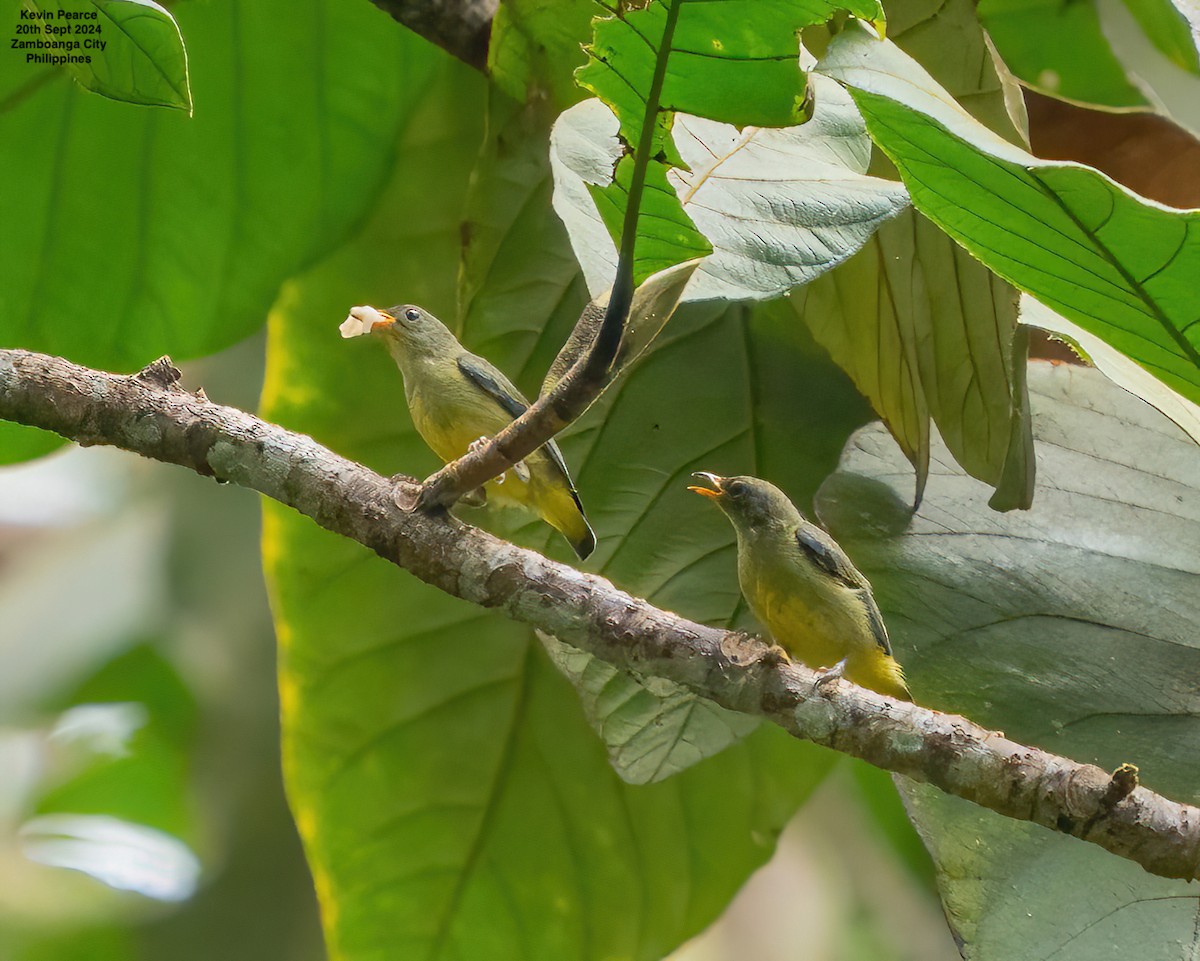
[812,657,848,696]
[470,436,512,485]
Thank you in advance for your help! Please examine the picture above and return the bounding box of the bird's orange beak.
[687,471,725,499]
[370,310,396,333]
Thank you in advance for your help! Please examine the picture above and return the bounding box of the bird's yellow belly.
[409,390,546,507]
[756,584,856,669]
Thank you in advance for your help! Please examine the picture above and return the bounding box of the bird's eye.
[727,480,745,496]
[404,308,421,322]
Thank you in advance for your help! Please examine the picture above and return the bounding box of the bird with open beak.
[688,472,909,700]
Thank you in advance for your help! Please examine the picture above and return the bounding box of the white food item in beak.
[339,305,389,338]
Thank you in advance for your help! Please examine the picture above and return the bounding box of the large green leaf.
[0,422,63,465]
[3,645,200,910]
[0,0,422,379]
[821,27,1200,410]
[816,362,1200,958]
[978,0,1198,107]
[262,56,851,960]
[23,0,192,111]
[1021,294,1200,445]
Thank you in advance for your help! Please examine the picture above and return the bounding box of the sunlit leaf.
[822,26,1200,408]
[23,0,192,111]
[262,63,860,960]
[1021,294,1200,445]
[1123,0,1200,75]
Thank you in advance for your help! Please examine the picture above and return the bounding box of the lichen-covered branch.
[3,347,1199,883]
[365,0,498,70]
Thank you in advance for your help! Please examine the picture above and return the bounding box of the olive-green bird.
[688,473,909,700]
[346,303,595,560]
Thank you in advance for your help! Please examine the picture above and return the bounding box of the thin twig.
[2,346,1199,883]
[416,1,689,511]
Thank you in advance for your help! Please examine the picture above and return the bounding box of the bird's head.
[340,303,457,359]
[687,472,800,532]
[373,304,437,339]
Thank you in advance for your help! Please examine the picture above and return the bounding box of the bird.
[341,303,595,560]
[688,472,909,700]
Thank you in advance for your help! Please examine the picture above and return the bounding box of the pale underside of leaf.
[550,75,910,302]
[816,361,1200,960]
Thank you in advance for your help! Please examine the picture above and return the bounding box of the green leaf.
[1122,0,1200,75]
[822,27,1200,409]
[23,0,192,111]
[786,213,1035,509]
[816,361,1200,958]
[15,645,200,903]
[38,645,196,837]
[539,632,760,784]
[486,0,595,106]
[900,782,1199,961]
[550,76,908,300]
[574,0,884,283]
[978,0,1149,108]
[578,0,883,139]
[0,421,64,465]
[263,66,859,960]
[796,0,1035,507]
[0,0,427,385]
[1021,294,1200,445]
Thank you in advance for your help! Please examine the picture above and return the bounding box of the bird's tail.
[876,659,912,702]
[539,485,596,560]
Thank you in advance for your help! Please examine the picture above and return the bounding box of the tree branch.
[3,346,1199,883]
[366,0,498,71]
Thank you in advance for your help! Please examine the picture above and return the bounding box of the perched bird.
[341,304,595,560]
[688,472,909,700]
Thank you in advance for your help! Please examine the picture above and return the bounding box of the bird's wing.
[456,353,576,486]
[795,525,891,654]
[857,588,893,655]
[457,353,528,419]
